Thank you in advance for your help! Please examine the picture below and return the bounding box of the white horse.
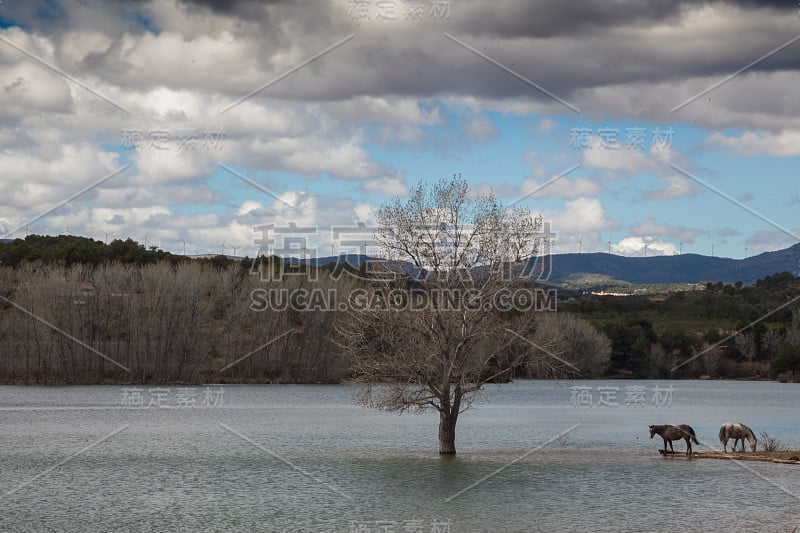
[719,422,757,452]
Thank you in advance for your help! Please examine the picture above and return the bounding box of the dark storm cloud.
[172,0,281,20]
[175,0,797,38]
[176,0,284,12]
[1,0,798,129]
[456,0,688,38]
[725,0,797,8]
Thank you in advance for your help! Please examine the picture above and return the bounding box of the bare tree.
[528,312,611,377]
[701,343,721,376]
[647,343,677,379]
[760,329,784,362]
[735,332,757,362]
[336,176,566,454]
[785,325,800,349]
[735,332,759,377]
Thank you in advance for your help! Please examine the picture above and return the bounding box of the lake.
[1,380,798,532]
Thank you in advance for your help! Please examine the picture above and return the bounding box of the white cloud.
[130,145,223,186]
[581,139,652,176]
[326,97,443,127]
[705,130,800,157]
[463,115,499,142]
[353,203,377,223]
[644,175,697,201]
[0,28,73,117]
[631,218,703,243]
[243,135,386,181]
[0,144,123,214]
[548,198,611,233]
[613,236,678,256]
[237,201,264,216]
[745,230,800,256]
[544,197,617,252]
[361,178,408,197]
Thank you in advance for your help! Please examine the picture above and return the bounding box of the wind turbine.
[182,240,189,256]
[578,236,583,254]
[219,240,227,256]
[141,232,149,249]
[644,243,649,257]
[608,241,612,254]
[62,225,72,236]
[103,230,113,244]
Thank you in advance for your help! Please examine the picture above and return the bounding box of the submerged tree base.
[439,412,458,454]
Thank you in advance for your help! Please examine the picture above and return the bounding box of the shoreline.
[1,377,797,386]
[659,449,800,464]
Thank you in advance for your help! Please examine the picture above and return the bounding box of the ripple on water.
[1,381,799,532]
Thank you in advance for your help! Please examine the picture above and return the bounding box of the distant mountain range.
[295,243,800,287]
[6,234,793,287]
[535,243,800,286]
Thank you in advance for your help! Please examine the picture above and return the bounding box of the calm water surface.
[1,380,799,532]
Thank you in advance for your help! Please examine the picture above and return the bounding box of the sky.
[0,0,799,259]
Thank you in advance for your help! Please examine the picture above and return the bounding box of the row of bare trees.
[1,260,610,386]
[0,262,356,384]
[734,327,800,363]
[641,322,800,379]
[0,259,610,387]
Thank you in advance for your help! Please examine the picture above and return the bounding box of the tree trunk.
[438,411,458,454]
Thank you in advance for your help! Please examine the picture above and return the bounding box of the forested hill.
[534,244,800,286]
[298,244,800,286]
[0,235,184,266]
[3,235,800,287]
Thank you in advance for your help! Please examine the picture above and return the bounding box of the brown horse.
[649,424,699,455]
